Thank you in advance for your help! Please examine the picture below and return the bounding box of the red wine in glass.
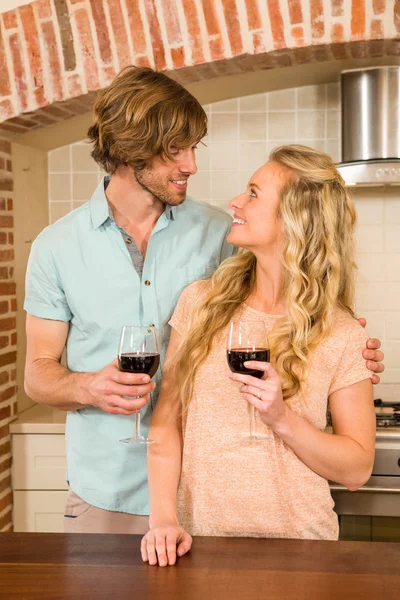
[118,353,160,379]
[227,348,270,379]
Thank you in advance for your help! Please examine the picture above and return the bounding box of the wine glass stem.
[134,410,141,440]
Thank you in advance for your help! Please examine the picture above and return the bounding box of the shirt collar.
[89,177,110,229]
[90,176,174,229]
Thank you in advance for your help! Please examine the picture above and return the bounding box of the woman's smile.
[232,213,247,227]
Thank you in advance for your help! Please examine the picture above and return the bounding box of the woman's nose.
[230,194,244,210]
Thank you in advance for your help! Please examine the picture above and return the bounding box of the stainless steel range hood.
[337,66,400,186]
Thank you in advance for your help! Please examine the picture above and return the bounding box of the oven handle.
[330,484,400,494]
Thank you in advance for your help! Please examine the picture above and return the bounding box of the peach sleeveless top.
[169,281,370,540]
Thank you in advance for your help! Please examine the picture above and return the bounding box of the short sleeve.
[169,280,208,336]
[24,235,72,322]
[329,321,371,395]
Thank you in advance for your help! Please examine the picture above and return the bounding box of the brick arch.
[0,0,399,134]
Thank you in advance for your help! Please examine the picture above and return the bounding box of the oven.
[329,401,400,519]
[330,431,400,518]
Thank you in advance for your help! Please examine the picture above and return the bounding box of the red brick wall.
[0,138,16,533]
[0,0,398,134]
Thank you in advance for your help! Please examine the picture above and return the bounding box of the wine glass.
[227,320,270,441]
[118,325,160,445]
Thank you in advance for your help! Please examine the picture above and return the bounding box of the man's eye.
[250,189,257,197]
[193,145,198,150]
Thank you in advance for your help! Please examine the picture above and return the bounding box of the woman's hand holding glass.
[227,320,270,440]
[141,523,192,567]
[229,361,289,432]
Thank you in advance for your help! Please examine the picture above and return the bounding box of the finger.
[243,361,279,382]
[106,406,137,416]
[141,536,149,562]
[363,349,384,362]
[241,392,266,412]
[358,318,367,329]
[365,338,381,350]
[240,384,271,401]
[366,360,385,374]
[371,374,380,385]
[241,379,278,391]
[155,534,168,568]
[166,533,178,566]
[108,394,151,412]
[113,371,152,385]
[229,372,271,387]
[230,370,279,388]
[107,383,155,397]
[177,533,192,557]
[145,534,158,566]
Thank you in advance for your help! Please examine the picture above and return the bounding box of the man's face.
[135,145,198,206]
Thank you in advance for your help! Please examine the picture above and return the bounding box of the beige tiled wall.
[48,142,104,224]
[48,82,400,389]
[354,187,400,385]
[191,83,339,209]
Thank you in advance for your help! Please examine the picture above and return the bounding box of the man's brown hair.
[88,66,207,174]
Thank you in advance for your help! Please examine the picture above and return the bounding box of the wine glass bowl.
[118,351,160,379]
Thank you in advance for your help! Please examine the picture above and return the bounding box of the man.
[24,67,384,534]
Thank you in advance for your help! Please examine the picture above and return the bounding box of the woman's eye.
[171,148,179,155]
[250,189,257,197]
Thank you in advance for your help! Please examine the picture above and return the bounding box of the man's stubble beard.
[134,167,187,207]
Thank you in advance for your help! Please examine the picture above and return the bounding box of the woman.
[141,145,376,566]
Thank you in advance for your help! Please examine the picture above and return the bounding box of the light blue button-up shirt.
[24,178,234,514]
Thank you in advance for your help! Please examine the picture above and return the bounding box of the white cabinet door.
[12,434,68,490]
[13,490,68,532]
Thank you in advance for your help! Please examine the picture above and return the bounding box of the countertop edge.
[10,423,66,434]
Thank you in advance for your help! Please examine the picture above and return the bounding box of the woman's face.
[227,161,288,253]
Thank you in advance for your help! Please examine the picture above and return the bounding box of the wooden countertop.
[1,533,399,599]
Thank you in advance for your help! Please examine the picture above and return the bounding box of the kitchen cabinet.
[10,405,67,533]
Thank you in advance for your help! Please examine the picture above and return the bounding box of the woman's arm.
[141,327,192,567]
[277,378,375,490]
[147,327,183,526]
[231,364,375,491]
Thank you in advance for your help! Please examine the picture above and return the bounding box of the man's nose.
[179,151,198,176]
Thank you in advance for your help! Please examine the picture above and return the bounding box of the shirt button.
[125,238,132,244]
[149,323,155,327]
[144,280,151,286]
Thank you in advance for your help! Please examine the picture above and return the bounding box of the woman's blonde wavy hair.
[174,144,357,410]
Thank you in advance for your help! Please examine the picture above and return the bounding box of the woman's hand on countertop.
[141,523,192,567]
